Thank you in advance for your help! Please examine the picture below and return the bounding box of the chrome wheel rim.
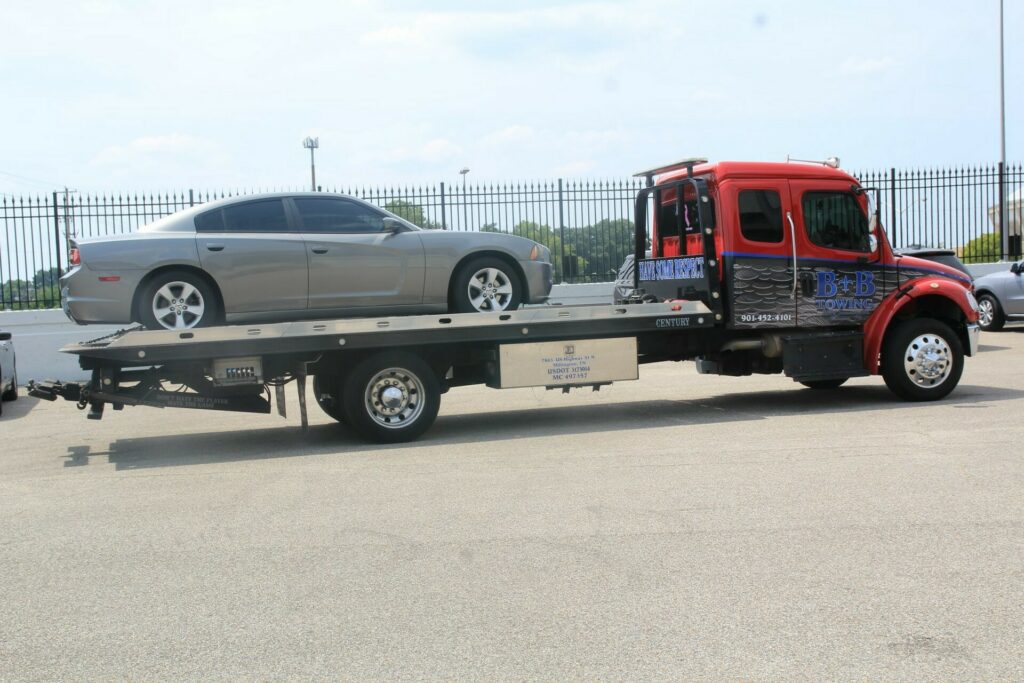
[151,281,206,330]
[978,298,994,327]
[467,267,513,312]
[363,367,425,429]
[903,333,953,389]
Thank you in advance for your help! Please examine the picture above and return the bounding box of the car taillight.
[70,248,80,266]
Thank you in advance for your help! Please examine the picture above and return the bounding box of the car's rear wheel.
[138,271,220,330]
[977,293,1005,331]
[451,257,522,313]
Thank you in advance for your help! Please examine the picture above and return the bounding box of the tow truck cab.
[630,158,979,389]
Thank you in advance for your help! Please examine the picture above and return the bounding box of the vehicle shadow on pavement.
[60,382,1024,471]
[432,383,1022,444]
[0,393,41,421]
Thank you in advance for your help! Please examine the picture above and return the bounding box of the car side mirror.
[1012,261,1024,275]
[382,217,405,233]
[0,332,10,341]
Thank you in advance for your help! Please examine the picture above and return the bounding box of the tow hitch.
[28,379,85,403]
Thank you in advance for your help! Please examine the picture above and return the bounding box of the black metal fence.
[2,164,1021,310]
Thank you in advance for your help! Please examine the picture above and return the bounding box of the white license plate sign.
[497,337,638,389]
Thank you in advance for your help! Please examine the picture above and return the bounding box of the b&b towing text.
[30,159,980,443]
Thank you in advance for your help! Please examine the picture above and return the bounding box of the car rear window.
[195,199,290,232]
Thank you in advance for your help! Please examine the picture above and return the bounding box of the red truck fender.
[863,277,979,374]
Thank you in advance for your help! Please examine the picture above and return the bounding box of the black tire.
[799,378,848,390]
[2,364,17,401]
[312,374,345,422]
[341,351,441,443]
[977,293,1005,331]
[881,318,964,401]
[138,270,220,330]
[451,257,523,313]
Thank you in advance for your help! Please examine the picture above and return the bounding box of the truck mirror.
[868,234,878,253]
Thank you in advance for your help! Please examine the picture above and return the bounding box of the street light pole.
[303,137,319,191]
[995,0,1011,259]
[459,167,470,230]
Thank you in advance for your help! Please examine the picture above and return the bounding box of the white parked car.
[0,330,17,416]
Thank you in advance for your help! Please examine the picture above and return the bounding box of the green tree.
[1,277,62,310]
[33,266,61,289]
[961,231,1002,264]
[384,199,442,229]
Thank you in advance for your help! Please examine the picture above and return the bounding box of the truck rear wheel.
[881,318,964,401]
[341,351,440,443]
[312,374,344,422]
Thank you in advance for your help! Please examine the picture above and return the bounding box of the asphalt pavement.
[2,328,1023,680]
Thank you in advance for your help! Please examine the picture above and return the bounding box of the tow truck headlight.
[965,290,979,312]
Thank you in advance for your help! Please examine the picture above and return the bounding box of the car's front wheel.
[138,271,220,330]
[977,293,1005,331]
[451,257,522,313]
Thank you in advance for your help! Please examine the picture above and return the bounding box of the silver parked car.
[0,330,17,416]
[974,260,1024,331]
[61,193,552,329]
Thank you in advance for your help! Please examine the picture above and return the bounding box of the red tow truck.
[30,158,980,443]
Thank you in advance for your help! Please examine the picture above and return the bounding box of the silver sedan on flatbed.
[61,193,552,330]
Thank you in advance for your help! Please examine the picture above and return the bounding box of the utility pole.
[998,0,1012,258]
[61,186,78,244]
[459,167,470,230]
[303,137,319,191]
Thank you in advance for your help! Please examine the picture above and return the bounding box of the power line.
[0,169,64,189]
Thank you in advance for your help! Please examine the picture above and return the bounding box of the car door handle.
[311,247,328,254]
[205,244,225,252]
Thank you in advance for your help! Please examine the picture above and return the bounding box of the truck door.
[789,180,886,328]
[721,180,799,328]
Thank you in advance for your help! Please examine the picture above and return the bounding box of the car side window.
[738,189,783,243]
[196,199,290,233]
[802,192,870,252]
[294,198,386,233]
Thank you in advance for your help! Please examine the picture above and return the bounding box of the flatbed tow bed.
[31,301,715,442]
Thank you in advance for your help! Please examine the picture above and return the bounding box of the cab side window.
[738,189,783,243]
[802,192,870,252]
[294,198,385,233]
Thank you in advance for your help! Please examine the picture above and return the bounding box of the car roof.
[139,191,387,233]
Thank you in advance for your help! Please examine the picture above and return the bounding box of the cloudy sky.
[0,0,1020,195]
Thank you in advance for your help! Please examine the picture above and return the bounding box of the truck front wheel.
[341,351,441,443]
[881,318,964,401]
